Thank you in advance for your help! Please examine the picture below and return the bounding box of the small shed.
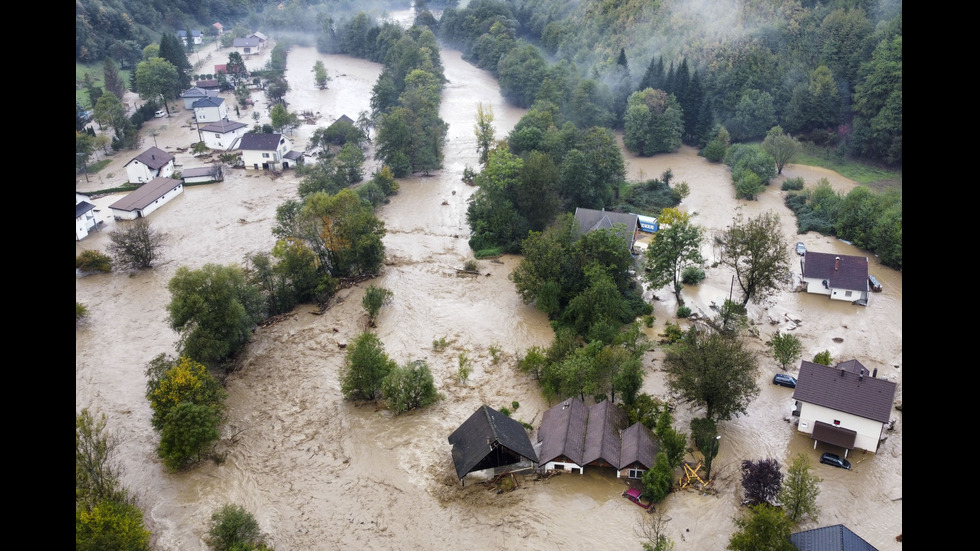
[109,177,183,220]
[182,165,223,184]
[448,405,537,486]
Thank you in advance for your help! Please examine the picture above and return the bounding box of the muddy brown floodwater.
[77,37,901,551]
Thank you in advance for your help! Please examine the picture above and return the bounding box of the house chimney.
[835,256,841,271]
[859,371,864,381]
[872,368,878,378]
[840,368,845,377]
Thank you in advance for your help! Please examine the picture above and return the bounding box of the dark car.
[868,274,882,292]
[772,373,797,388]
[819,453,851,470]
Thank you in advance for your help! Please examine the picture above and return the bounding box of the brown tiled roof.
[126,147,174,170]
[793,361,896,423]
[802,252,868,292]
[620,423,657,470]
[811,421,857,449]
[582,400,627,467]
[538,398,588,465]
[109,178,182,212]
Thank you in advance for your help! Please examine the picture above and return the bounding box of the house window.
[834,419,841,426]
[262,153,270,158]
[845,290,852,297]
[628,469,644,479]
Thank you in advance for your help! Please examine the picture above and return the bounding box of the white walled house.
[76,193,99,240]
[125,147,176,184]
[233,36,263,56]
[793,360,897,456]
[192,97,228,124]
[236,133,303,171]
[200,119,248,150]
[801,251,869,305]
[181,87,218,109]
[108,177,183,220]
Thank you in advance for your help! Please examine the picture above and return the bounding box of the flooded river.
[76,38,901,550]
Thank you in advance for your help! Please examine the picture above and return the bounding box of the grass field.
[794,143,901,190]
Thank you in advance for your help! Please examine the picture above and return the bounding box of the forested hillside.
[441,0,901,166]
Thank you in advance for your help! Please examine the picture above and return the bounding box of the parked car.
[868,274,882,292]
[796,242,806,256]
[819,452,851,470]
[622,488,653,509]
[155,109,167,118]
[772,373,797,388]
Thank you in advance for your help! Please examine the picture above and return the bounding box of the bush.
[813,350,833,366]
[660,321,684,343]
[76,301,89,321]
[432,336,449,351]
[76,250,113,273]
[499,406,511,417]
[781,177,805,191]
[381,360,440,414]
[681,266,706,285]
[643,314,655,328]
[457,352,472,382]
[464,259,479,272]
[473,247,503,259]
[676,306,691,318]
[206,504,269,551]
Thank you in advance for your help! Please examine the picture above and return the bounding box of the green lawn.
[76,62,132,109]
[793,143,901,189]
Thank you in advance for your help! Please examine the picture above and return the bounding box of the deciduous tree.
[643,208,703,303]
[166,264,266,367]
[136,57,179,112]
[381,360,440,414]
[107,219,164,271]
[474,102,495,167]
[779,453,821,524]
[722,211,790,307]
[206,504,270,551]
[762,126,801,175]
[341,332,397,401]
[362,285,393,327]
[770,330,802,370]
[313,60,330,89]
[740,458,783,506]
[663,326,760,422]
[727,504,796,551]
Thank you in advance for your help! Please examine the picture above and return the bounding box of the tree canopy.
[662,326,760,422]
[721,211,791,307]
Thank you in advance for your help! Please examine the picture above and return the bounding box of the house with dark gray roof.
[108,177,183,220]
[181,165,223,184]
[537,398,658,479]
[200,119,248,150]
[181,86,217,109]
[233,36,263,55]
[447,405,537,485]
[235,133,302,171]
[192,96,228,123]
[573,208,641,254]
[802,251,869,305]
[124,146,176,184]
[793,360,897,455]
[791,524,879,551]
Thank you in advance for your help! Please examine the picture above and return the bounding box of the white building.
[125,147,176,184]
[108,177,184,220]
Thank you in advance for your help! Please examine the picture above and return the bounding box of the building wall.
[797,402,884,453]
[195,104,228,123]
[76,213,96,240]
[204,128,247,150]
[544,460,583,474]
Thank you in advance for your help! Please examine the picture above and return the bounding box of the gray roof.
[792,360,896,423]
[538,398,654,471]
[620,422,657,471]
[447,405,537,480]
[181,166,221,178]
[109,178,182,212]
[573,208,639,249]
[126,147,174,171]
[237,133,285,151]
[200,119,247,133]
[234,37,262,48]
[791,524,879,551]
[181,87,208,98]
[192,96,225,109]
[582,400,627,467]
[802,252,868,292]
[76,201,95,218]
[538,398,588,465]
[283,150,304,161]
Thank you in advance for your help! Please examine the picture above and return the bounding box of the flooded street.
[77,40,901,550]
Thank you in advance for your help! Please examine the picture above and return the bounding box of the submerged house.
[108,177,183,220]
[801,251,869,305]
[537,398,658,479]
[448,405,538,486]
[793,360,897,455]
[573,208,642,254]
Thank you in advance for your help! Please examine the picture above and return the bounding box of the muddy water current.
[76,41,901,550]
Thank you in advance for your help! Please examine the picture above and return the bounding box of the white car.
[154,109,167,118]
